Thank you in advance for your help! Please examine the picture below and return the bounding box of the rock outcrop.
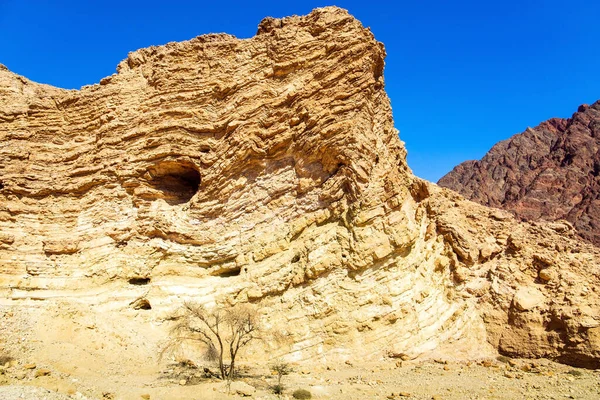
[439,102,600,246]
[0,7,599,372]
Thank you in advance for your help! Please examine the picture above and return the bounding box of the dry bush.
[270,359,293,395]
[568,369,583,377]
[271,359,293,382]
[162,302,259,380]
[496,355,511,364]
[292,388,312,399]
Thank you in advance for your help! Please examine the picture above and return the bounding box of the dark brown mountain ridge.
[439,100,600,245]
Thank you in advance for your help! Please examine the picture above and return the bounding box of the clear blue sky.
[1,1,599,182]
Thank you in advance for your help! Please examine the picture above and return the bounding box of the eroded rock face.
[0,7,599,369]
[439,102,600,246]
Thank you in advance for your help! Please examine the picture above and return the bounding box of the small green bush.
[496,355,511,364]
[292,388,312,399]
[271,384,285,395]
[567,369,583,377]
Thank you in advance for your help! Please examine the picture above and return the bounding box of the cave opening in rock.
[216,267,242,278]
[131,298,152,310]
[128,277,150,285]
[147,161,201,205]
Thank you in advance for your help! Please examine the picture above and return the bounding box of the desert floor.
[1,356,599,400]
[1,303,599,399]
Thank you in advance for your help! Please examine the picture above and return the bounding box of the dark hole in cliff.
[131,298,152,310]
[147,161,201,205]
[291,254,300,263]
[216,267,241,278]
[0,181,4,190]
[128,277,150,285]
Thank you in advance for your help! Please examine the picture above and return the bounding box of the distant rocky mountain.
[439,101,600,245]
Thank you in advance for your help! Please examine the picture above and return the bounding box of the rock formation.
[0,7,599,372]
[439,102,600,246]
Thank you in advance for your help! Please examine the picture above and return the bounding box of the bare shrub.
[162,302,259,380]
[270,359,293,395]
[272,359,293,387]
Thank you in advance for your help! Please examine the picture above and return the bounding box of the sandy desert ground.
[1,298,599,399]
[1,354,599,399]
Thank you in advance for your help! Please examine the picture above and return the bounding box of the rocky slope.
[0,6,599,379]
[439,102,600,246]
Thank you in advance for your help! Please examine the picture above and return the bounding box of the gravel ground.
[3,357,596,400]
[1,305,599,399]
[0,385,85,400]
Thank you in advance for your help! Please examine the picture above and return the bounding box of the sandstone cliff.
[0,7,599,373]
[439,102,600,246]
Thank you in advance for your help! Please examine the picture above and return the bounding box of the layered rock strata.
[0,7,599,369]
[439,102,600,246]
